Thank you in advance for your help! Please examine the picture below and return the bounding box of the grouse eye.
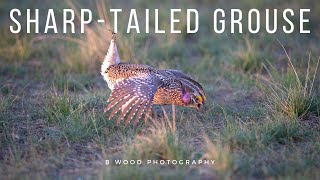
[195,95,203,103]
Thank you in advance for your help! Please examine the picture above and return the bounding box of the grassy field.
[1,0,320,179]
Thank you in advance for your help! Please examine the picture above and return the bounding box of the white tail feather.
[101,38,120,75]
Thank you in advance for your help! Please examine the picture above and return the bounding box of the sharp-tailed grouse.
[101,32,206,126]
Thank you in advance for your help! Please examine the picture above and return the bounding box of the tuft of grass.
[220,121,260,150]
[124,109,190,162]
[43,86,109,143]
[258,142,320,179]
[104,107,192,179]
[125,127,189,161]
[0,84,27,114]
[202,136,234,177]
[219,109,310,150]
[259,45,320,119]
[261,118,310,144]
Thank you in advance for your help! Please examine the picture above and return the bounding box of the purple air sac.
[182,93,191,104]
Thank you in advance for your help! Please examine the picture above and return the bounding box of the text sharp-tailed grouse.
[101,32,206,126]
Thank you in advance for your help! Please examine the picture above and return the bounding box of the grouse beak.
[197,103,202,111]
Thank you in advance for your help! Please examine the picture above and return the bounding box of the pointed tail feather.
[101,30,120,74]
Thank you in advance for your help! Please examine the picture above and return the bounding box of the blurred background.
[1,0,319,80]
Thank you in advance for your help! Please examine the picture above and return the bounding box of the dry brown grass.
[123,105,189,161]
[202,135,233,177]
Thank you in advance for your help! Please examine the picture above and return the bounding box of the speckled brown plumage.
[101,32,206,126]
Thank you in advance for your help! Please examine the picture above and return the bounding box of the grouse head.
[182,91,206,111]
